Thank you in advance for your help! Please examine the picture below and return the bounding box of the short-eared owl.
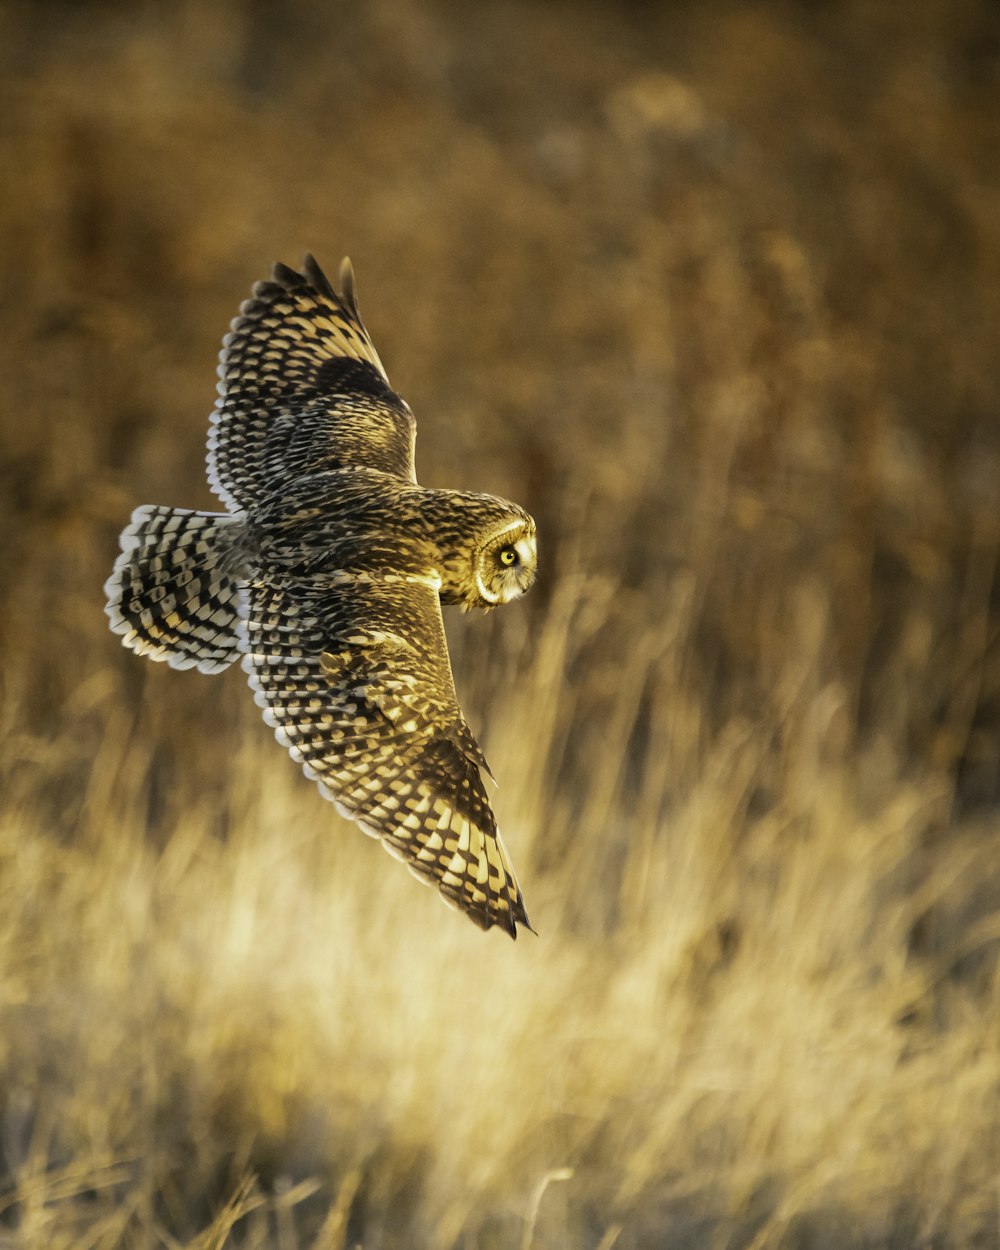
[105,256,536,937]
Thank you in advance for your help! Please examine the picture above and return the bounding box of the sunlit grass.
[2,586,998,1246]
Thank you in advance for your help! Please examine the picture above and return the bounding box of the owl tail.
[104,505,246,674]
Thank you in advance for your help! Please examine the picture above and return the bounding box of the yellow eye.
[499,547,518,566]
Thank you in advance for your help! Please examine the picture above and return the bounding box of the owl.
[104,255,537,938]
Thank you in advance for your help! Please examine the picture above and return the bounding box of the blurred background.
[2,0,1000,1246]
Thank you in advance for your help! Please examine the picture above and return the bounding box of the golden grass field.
[3,0,1000,1245]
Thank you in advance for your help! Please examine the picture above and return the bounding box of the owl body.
[241,473,534,609]
[105,256,537,937]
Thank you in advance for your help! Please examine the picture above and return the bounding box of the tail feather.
[104,506,245,674]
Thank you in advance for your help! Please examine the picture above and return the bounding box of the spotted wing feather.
[242,573,530,936]
[104,505,244,673]
[208,256,417,512]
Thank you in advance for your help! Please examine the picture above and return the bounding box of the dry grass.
[2,1,1000,1246]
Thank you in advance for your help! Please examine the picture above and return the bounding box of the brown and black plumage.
[105,255,537,937]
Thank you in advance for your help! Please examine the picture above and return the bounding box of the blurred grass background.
[2,0,1000,1246]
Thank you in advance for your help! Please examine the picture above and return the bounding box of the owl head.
[430,492,537,610]
[470,516,537,610]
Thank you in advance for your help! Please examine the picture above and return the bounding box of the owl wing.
[207,256,416,512]
[242,571,531,937]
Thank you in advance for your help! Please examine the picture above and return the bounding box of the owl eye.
[498,546,518,567]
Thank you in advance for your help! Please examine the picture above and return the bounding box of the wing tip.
[293,253,360,319]
[506,897,536,940]
[455,875,534,940]
[248,253,356,309]
[337,256,360,317]
[301,252,338,301]
[265,255,337,303]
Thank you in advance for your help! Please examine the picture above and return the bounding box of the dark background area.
[4,0,999,805]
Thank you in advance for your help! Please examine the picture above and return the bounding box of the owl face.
[473,517,537,609]
[426,491,537,610]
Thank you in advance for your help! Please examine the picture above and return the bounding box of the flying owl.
[104,255,537,937]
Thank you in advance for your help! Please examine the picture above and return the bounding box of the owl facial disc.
[474,519,537,607]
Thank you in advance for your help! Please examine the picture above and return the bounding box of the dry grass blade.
[520,1168,574,1250]
[190,1174,266,1250]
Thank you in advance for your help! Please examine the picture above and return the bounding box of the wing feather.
[242,572,531,937]
[207,256,417,512]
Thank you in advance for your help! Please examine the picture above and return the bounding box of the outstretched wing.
[242,571,531,937]
[207,255,416,512]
